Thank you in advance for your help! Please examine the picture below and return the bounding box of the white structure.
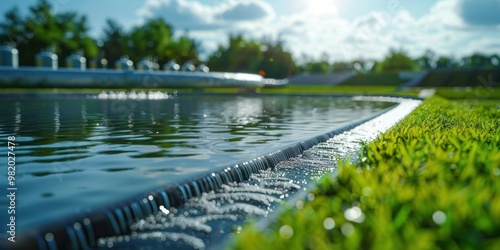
[66,53,86,70]
[35,50,58,70]
[115,56,134,70]
[0,45,19,68]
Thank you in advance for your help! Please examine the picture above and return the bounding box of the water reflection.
[14,101,21,132]
[0,94,393,172]
[0,93,393,231]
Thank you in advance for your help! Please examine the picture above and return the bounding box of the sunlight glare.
[307,0,339,15]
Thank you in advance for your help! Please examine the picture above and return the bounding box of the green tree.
[56,13,98,62]
[127,18,174,64]
[351,59,373,73]
[259,36,295,78]
[303,61,330,73]
[103,20,200,66]
[415,49,436,70]
[468,53,490,68]
[208,34,262,73]
[0,0,97,66]
[208,34,295,78]
[332,61,353,72]
[375,48,419,72]
[169,33,200,64]
[436,56,455,69]
[101,19,127,66]
[0,7,24,46]
[298,52,330,74]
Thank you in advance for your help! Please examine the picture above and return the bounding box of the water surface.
[0,93,394,233]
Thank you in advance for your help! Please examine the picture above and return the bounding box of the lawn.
[259,85,418,96]
[3,85,500,100]
[229,96,500,250]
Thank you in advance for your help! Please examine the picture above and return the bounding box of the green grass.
[417,68,500,88]
[260,85,419,96]
[230,97,500,250]
[433,87,500,100]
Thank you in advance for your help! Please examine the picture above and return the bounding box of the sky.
[1,0,500,62]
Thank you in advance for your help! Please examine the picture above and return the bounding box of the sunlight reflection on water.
[0,93,394,237]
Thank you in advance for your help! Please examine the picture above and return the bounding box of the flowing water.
[0,92,411,249]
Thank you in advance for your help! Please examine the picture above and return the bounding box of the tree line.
[0,0,199,71]
[1,0,499,79]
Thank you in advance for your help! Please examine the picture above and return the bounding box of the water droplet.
[263,228,276,242]
[362,187,372,196]
[341,223,354,237]
[159,205,170,215]
[295,200,304,209]
[493,168,500,176]
[344,206,365,223]
[279,225,293,239]
[323,217,335,230]
[307,193,315,201]
[432,211,446,225]
[45,232,54,241]
[350,193,358,201]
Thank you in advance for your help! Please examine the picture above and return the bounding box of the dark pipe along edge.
[5,100,402,250]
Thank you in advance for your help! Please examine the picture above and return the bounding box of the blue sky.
[1,0,500,62]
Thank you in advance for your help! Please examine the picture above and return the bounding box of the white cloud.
[136,0,500,63]
[417,0,465,30]
[332,0,498,60]
[218,1,275,21]
[137,0,275,30]
[462,38,500,56]
[136,0,278,59]
[391,0,499,59]
[137,0,221,30]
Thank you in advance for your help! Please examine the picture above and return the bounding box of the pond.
[0,93,395,238]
